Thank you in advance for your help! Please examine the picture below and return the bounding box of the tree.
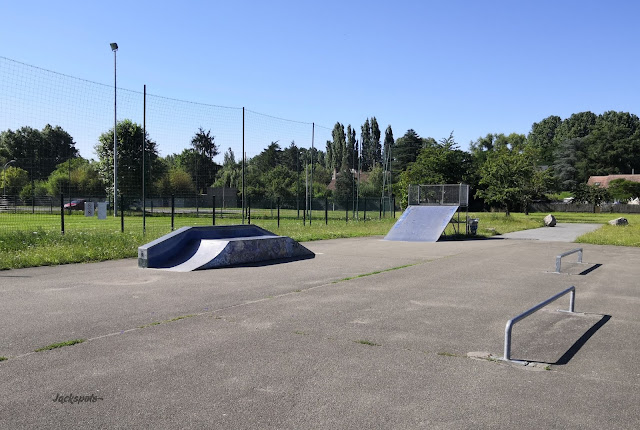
[346,125,357,170]
[393,129,424,173]
[334,166,355,204]
[528,115,562,165]
[552,137,585,191]
[213,147,242,189]
[1,166,29,196]
[584,111,640,177]
[46,158,104,197]
[95,119,160,201]
[0,125,78,181]
[475,147,551,215]
[553,112,597,148]
[572,183,611,212]
[189,127,220,192]
[169,168,196,196]
[251,142,282,174]
[281,141,299,172]
[155,167,196,196]
[263,165,295,201]
[329,122,346,173]
[362,117,381,170]
[382,125,394,166]
[607,179,640,202]
[381,125,394,199]
[359,165,383,197]
[191,127,218,159]
[397,133,470,208]
[175,148,216,194]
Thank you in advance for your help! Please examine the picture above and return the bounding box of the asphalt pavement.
[498,223,603,241]
[1,233,638,429]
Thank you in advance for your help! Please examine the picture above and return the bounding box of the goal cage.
[407,184,469,207]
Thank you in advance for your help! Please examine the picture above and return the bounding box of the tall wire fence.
[0,56,397,237]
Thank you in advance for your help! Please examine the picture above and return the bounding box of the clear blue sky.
[2,0,640,159]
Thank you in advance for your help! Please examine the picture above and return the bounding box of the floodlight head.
[110,43,118,51]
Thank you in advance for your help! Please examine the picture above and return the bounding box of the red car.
[63,199,86,210]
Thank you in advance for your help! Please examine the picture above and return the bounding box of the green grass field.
[0,209,637,269]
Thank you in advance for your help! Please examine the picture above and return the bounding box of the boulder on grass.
[544,214,557,227]
[608,217,628,226]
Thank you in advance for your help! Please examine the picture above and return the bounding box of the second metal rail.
[555,248,583,273]
[504,286,576,362]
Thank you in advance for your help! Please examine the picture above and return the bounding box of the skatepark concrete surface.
[1,234,639,429]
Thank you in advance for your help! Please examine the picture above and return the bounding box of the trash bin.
[468,218,479,235]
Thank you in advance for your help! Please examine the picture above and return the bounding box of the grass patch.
[167,314,197,322]
[575,224,640,247]
[354,340,381,346]
[1,209,639,270]
[333,263,418,283]
[138,321,162,329]
[437,351,457,357]
[34,339,85,352]
[0,356,7,362]
[466,213,544,236]
[138,314,198,329]
[293,331,308,335]
[0,214,397,270]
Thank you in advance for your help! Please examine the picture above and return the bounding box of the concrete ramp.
[384,205,459,242]
[138,225,314,271]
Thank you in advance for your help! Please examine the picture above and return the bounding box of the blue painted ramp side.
[384,205,459,242]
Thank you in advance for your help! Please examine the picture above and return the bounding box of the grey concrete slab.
[498,223,602,241]
[1,236,639,429]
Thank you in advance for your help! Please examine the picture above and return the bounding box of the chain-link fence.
[407,184,469,206]
[0,57,395,237]
[1,56,398,236]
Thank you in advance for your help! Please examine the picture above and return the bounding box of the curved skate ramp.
[138,225,314,271]
[384,205,459,242]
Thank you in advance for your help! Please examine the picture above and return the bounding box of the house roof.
[587,174,640,188]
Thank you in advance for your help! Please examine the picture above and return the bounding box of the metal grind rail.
[555,248,583,273]
[503,286,576,362]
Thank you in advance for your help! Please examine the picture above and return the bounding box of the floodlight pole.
[3,159,16,196]
[110,42,119,216]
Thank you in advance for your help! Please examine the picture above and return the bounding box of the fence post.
[364,197,367,221]
[393,196,396,218]
[303,203,306,226]
[277,197,280,228]
[325,197,328,225]
[171,195,175,231]
[212,195,216,226]
[60,193,65,235]
[120,195,124,233]
[345,200,348,223]
[379,198,382,219]
[248,196,251,224]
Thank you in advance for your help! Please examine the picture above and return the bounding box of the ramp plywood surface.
[384,205,459,242]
